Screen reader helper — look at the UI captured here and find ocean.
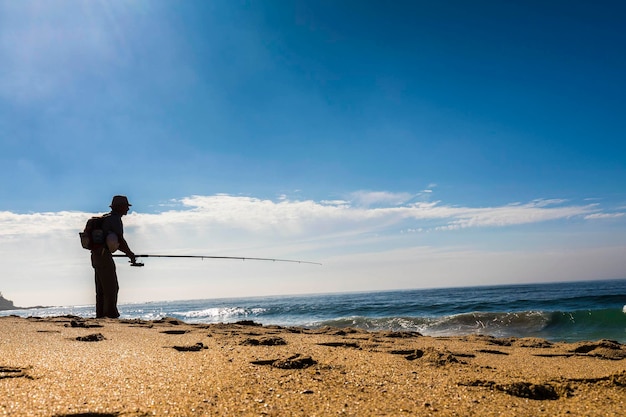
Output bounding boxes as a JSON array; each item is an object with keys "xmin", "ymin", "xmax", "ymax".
[{"xmin": 3, "ymin": 279, "xmax": 625, "ymax": 343}]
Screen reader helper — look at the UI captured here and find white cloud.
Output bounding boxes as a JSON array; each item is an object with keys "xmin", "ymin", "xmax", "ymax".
[
  {"xmin": 584, "ymin": 212, "xmax": 625, "ymax": 220},
  {"xmin": 432, "ymin": 200, "xmax": 594, "ymax": 230},
  {"xmin": 186, "ymin": 194, "xmax": 596, "ymax": 231},
  {"xmin": 0, "ymin": 211, "xmax": 87, "ymax": 236},
  {"xmin": 118, "ymin": 194, "xmax": 595, "ymax": 258},
  {"xmin": 0, "ymin": 194, "xmax": 604, "ymax": 240}
]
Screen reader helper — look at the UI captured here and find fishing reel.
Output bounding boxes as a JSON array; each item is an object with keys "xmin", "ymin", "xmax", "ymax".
[{"xmin": 130, "ymin": 260, "xmax": 144, "ymax": 267}]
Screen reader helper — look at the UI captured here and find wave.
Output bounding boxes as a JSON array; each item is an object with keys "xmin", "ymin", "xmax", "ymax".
[
  {"xmin": 173, "ymin": 306, "xmax": 267, "ymax": 321},
  {"xmin": 316, "ymin": 311, "xmax": 549, "ymax": 337},
  {"xmin": 315, "ymin": 307, "xmax": 626, "ymax": 342},
  {"xmin": 3, "ymin": 280, "xmax": 624, "ymax": 343},
  {"xmin": 541, "ymin": 307, "xmax": 626, "ymax": 342}
]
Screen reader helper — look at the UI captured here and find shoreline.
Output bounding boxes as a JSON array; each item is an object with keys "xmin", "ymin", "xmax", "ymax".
[{"xmin": 1, "ymin": 315, "xmax": 625, "ymax": 416}]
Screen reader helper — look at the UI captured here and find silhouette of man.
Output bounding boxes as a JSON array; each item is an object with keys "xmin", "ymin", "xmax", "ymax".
[{"xmin": 91, "ymin": 195, "xmax": 136, "ymax": 318}]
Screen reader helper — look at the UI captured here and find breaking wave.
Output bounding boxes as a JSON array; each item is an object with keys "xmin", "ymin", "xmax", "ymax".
[
  {"xmin": 173, "ymin": 307, "xmax": 268, "ymax": 321},
  {"xmin": 316, "ymin": 308, "xmax": 626, "ymax": 342}
]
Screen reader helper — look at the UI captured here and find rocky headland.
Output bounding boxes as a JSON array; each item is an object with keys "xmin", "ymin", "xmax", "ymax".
[{"xmin": 0, "ymin": 292, "xmax": 17, "ymax": 311}]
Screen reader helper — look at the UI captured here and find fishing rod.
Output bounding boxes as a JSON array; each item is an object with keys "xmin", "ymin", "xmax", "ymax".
[{"xmin": 112, "ymin": 254, "xmax": 322, "ymax": 267}]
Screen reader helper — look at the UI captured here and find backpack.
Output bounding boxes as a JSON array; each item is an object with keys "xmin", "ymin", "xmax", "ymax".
[{"xmin": 79, "ymin": 214, "xmax": 108, "ymax": 250}]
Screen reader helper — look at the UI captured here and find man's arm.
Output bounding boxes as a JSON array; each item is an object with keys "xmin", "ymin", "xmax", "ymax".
[
  {"xmin": 118, "ymin": 236, "xmax": 135, "ymax": 263},
  {"xmin": 104, "ymin": 214, "xmax": 135, "ymax": 263}
]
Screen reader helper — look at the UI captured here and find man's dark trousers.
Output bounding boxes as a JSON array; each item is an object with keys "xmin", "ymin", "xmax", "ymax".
[{"xmin": 91, "ymin": 248, "xmax": 120, "ymax": 319}]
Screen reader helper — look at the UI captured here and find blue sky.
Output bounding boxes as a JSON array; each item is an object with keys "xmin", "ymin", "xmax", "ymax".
[{"xmin": 1, "ymin": 1, "xmax": 625, "ymax": 307}]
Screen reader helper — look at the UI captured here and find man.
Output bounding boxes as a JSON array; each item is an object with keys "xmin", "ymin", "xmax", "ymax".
[{"xmin": 91, "ymin": 195, "xmax": 136, "ymax": 318}]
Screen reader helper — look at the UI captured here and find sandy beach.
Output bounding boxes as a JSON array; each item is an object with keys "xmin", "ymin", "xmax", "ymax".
[{"xmin": 1, "ymin": 315, "xmax": 625, "ymax": 416}]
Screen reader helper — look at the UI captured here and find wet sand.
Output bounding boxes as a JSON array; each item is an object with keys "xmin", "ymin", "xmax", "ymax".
[{"xmin": 1, "ymin": 315, "xmax": 625, "ymax": 416}]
